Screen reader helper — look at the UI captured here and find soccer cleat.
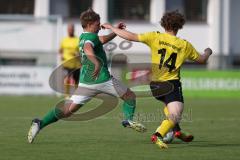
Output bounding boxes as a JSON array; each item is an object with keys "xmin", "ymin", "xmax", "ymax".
[
  {"xmin": 151, "ymin": 135, "xmax": 168, "ymax": 149},
  {"xmin": 174, "ymin": 131, "xmax": 194, "ymax": 142},
  {"xmin": 122, "ymin": 120, "xmax": 147, "ymax": 133},
  {"xmin": 27, "ymin": 118, "xmax": 41, "ymax": 143}
]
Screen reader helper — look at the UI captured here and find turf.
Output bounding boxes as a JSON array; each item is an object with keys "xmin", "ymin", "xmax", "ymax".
[{"xmin": 0, "ymin": 96, "xmax": 240, "ymax": 160}]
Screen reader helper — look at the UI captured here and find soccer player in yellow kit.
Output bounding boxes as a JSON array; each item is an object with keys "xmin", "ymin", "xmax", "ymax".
[
  {"xmin": 102, "ymin": 10, "xmax": 212, "ymax": 149},
  {"xmin": 59, "ymin": 23, "xmax": 81, "ymax": 97}
]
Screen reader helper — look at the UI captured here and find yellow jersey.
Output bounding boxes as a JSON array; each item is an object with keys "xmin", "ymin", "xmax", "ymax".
[
  {"xmin": 60, "ymin": 36, "xmax": 80, "ymax": 69},
  {"xmin": 138, "ymin": 31, "xmax": 200, "ymax": 81}
]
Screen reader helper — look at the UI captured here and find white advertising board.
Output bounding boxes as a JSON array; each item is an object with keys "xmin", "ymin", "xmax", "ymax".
[{"xmin": 0, "ymin": 66, "xmax": 54, "ymax": 95}]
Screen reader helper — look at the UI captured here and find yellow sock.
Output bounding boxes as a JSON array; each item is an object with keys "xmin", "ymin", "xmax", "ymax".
[
  {"xmin": 156, "ymin": 119, "xmax": 175, "ymax": 137},
  {"xmin": 163, "ymin": 106, "xmax": 169, "ymax": 117}
]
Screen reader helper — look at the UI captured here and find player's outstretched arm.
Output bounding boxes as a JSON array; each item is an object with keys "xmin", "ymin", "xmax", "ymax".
[
  {"xmin": 101, "ymin": 23, "xmax": 139, "ymax": 42},
  {"xmin": 99, "ymin": 32, "xmax": 116, "ymax": 44},
  {"xmin": 99, "ymin": 22, "xmax": 126, "ymax": 44},
  {"xmin": 195, "ymin": 48, "xmax": 213, "ymax": 64}
]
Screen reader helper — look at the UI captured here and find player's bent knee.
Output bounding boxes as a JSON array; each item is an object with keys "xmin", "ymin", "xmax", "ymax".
[
  {"xmin": 58, "ymin": 103, "xmax": 82, "ymax": 118},
  {"xmin": 168, "ymin": 114, "xmax": 181, "ymax": 124},
  {"xmin": 123, "ymin": 89, "xmax": 136, "ymax": 100}
]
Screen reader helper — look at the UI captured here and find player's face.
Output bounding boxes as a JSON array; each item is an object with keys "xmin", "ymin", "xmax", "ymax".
[
  {"xmin": 90, "ymin": 20, "xmax": 101, "ymax": 33},
  {"xmin": 68, "ymin": 24, "xmax": 74, "ymax": 36}
]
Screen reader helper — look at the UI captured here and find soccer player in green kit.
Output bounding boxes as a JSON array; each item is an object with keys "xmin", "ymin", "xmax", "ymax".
[{"xmin": 28, "ymin": 9, "xmax": 146, "ymax": 143}]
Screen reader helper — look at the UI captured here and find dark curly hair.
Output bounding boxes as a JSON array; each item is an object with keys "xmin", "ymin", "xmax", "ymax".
[
  {"xmin": 80, "ymin": 8, "xmax": 100, "ymax": 28},
  {"xmin": 160, "ymin": 10, "xmax": 185, "ymax": 32}
]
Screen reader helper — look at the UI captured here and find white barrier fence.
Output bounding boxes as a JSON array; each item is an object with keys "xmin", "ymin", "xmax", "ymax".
[{"xmin": 0, "ymin": 66, "xmax": 54, "ymax": 95}]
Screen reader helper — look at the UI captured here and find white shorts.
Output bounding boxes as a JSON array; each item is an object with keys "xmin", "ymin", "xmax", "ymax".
[{"xmin": 70, "ymin": 77, "xmax": 128, "ymax": 104}]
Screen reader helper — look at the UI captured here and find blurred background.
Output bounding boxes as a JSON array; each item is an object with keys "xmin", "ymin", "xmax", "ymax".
[{"xmin": 0, "ymin": 0, "xmax": 239, "ymax": 96}]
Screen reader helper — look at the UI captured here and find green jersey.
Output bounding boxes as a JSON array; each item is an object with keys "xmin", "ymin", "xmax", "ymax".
[{"xmin": 79, "ymin": 32, "xmax": 111, "ymax": 84}]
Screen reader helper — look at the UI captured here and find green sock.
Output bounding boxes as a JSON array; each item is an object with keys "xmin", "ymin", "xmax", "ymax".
[
  {"xmin": 122, "ymin": 99, "xmax": 136, "ymax": 120},
  {"xmin": 40, "ymin": 108, "xmax": 62, "ymax": 129}
]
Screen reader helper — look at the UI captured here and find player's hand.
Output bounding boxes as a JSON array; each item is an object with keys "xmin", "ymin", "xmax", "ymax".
[
  {"xmin": 92, "ymin": 63, "xmax": 101, "ymax": 80},
  {"xmin": 204, "ymin": 48, "xmax": 212, "ymax": 55},
  {"xmin": 116, "ymin": 22, "xmax": 126, "ymax": 30},
  {"xmin": 101, "ymin": 23, "xmax": 112, "ymax": 29}
]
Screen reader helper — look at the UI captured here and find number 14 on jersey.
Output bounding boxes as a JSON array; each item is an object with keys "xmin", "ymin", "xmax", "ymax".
[{"xmin": 158, "ymin": 48, "xmax": 177, "ymax": 72}]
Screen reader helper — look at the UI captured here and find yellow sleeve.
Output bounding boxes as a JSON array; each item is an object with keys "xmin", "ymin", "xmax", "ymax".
[
  {"xmin": 185, "ymin": 41, "xmax": 200, "ymax": 61},
  {"xmin": 138, "ymin": 32, "xmax": 158, "ymax": 46}
]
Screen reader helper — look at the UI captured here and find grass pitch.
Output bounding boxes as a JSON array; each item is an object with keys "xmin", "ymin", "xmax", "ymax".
[{"xmin": 0, "ymin": 96, "xmax": 240, "ymax": 160}]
